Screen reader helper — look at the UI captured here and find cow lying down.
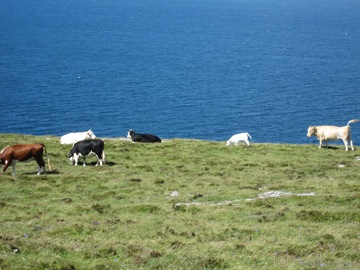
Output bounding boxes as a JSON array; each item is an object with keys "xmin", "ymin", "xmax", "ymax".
[
  {"xmin": 60, "ymin": 130, "xmax": 96, "ymax": 145},
  {"xmin": 0, "ymin": 143, "xmax": 52, "ymax": 175},
  {"xmin": 307, "ymin": 119, "xmax": 360, "ymax": 151},
  {"xmin": 67, "ymin": 139, "xmax": 105, "ymax": 166},
  {"xmin": 127, "ymin": 129, "xmax": 161, "ymax": 143}
]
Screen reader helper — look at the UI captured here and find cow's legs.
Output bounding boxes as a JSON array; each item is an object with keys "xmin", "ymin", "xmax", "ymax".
[
  {"xmin": 343, "ymin": 139, "xmax": 349, "ymax": 151},
  {"xmin": 11, "ymin": 160, "xmax": 16, "ymax": 175},
  {"xmin": 319, "ymin": 138, "xmax": 323, "ymax": 148},
  {"xmin": 36, "ymin": 158, "xmax": 46, "ymax": 175},
  {"xmin": 99, "ymin": 157, "xmax": 103, "ymax": 166},
  {"xmin": 37, "ymin": 165, "xmax": 46, "ymax": 175},
  {"xmin": 2, "ymin": 159, "xmax": 11, "ymax": 174},
  {"xmin": 244, "ymin": 140, "xmax": 250, "ymax": 146},
  {"xmin": 350, "ymin": 140, "xmax": 354, "ymax": 151},
  {"xmin": 95, "ymin": 155, "xmax": 103, "ymax": 166},
  {"xmin": 82, "ymin": 157, "xmax": 86, "ymax": 166},
  {"xmin": 73, "ymin": 154, "xmax": 79, "ymax": 166}
]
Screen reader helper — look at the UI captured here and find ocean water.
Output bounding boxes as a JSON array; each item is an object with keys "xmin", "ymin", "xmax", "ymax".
[{"xmin": 1, "ymin": 0, "xmax": 359, "ymax": 144}]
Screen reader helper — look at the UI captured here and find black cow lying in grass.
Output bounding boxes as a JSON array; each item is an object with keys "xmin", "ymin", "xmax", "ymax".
[{"xmin": 127, "ymin": 129, "xmax": 161, "ymax": 143}]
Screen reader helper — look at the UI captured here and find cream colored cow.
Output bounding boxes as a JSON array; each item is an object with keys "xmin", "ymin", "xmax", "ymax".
[
  {"xmin": 60, "ymin": 130, "xmax": 96, "ymax": 145},
  {"xmin": 307, "ymin": 119, "xmax": 359, "ymax": 151}
]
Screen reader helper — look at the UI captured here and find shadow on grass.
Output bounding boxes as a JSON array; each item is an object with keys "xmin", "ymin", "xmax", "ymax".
[
  {"xmin": 20, "ymin": 169, "xmax": 61, "ymax": 175},
  {"xmin": 86, "ymin": 161, "xmax": 116, "ymax": 166}
]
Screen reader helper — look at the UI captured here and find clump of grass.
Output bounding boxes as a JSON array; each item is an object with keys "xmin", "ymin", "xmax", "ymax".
[{"xmin": 0, "ymin": 134, "xmax": 359, "ymax": 269}]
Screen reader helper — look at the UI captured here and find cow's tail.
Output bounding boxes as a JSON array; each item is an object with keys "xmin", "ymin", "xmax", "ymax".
[
  {"xmin": 347, "ymin": 119, "xmax": 360, "ymax": 126},
  {"xmin": 102, "ymin": 150, "xmax": 106, "ymax": 165},
  {"xmin": 43, "ymin": 145, "xmax": 52, "ymax": 172},
  {"xmin": 247, "ymin": 133, "xmax": 252, "ymax": 140}
]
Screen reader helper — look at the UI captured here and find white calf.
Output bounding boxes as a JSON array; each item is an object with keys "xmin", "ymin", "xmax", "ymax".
[
  {"xmin": 60, "ymin": 130, "xmax": 96, "ymax": 145},
  {"xmin": 227, "ymin": 133, "xmax": 252, "ymax": 146}
]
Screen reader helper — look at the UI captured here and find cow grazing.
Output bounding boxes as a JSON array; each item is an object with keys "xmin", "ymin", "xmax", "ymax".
[
  {"xmin": 307, "ymin": 119, "xmax": 360, "ymax": 151},
  {"xmin": 0, "ymin": 144, "xmax": 52, "ymax": 175},
  {"xmin": 127, "ymin": 129, "xmax": 162, "ymax": 143},
  {"xmin": 227, "ymin": 133, "xmax": 252, "ymax": 146},
  {"xmin": 60, "ymin": 130, "xmax": 96, "ymax": 145},
  {"xmin": 67, "ymin": 139, "xmax": 105, "ymax": 166}
]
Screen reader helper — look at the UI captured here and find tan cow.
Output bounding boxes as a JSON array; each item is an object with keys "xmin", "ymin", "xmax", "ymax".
[{"xmin": 307, "ymin": 119, "xmax": 360, "ymax": 151}]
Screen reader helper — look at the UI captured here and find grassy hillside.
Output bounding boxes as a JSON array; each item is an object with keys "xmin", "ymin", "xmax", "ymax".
[{"xmin": 0, "ymin": 134, "xmax": 359, "ymax": 270}]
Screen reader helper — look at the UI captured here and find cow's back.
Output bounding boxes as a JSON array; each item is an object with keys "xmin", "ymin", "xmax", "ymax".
[
  {"xmin": 317, "ymin": 126, "xmax": 350, "ymax": 140},
  {"xmin": 61, "ymin": 131, "xmax": 95, "ymax": 145},
  {"xmin": 61, "ymin": 133, "xmax": 82, "ymax": 144},
  {"xmin": 231, "ymin": 133, "xmax": 248, "ymax": 141},
  {"xmin": 72, "ymin": 139, "xmax": 104, "ymax": 156},
  {"xmin": 143, "ymin": 134, "xmax": 161, "ymax": 143},
  {"xmin": 1, "ymin": 144, "xmax": 44, "ymax": 161},
  {"xmin": 133, "ymin": 134, "xmax": 161, "ymax": 143}
]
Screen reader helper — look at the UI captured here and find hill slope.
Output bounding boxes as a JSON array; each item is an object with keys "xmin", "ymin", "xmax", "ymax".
[{"xmin": 1, "ymin": 134, "xmax": 359, "ymax": 269}]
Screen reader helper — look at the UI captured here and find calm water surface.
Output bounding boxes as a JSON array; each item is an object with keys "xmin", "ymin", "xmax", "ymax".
[{"xmin": 1, "ymin": 0, "xmax": 359, "ymax": 144}]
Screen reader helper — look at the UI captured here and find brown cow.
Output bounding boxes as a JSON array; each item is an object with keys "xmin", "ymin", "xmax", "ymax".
[
  {"xmin": 0, "ymin": 144, "xmax": 52, "ymax": 175},
  {"xmin": 307, "ymin": 119, "xmax": 360, "ymax": 151}
]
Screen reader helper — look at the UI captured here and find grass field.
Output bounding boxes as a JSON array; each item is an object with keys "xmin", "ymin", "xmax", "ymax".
[{"xmin": 0, "ymin": 134, "xmax": 359, "ymax": 269}]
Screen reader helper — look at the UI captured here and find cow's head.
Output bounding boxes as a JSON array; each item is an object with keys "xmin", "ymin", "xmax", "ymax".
[
  {"xmin": 307, "ymin": 126, "xmax": 317, "ymax": 137},
  {"xmin": 127, "ymin": 129, "xmax": 135, "ymax": 138},
  {"xmin": 87, "ymin": 130, "xmax": 96, "ymax": 139}
]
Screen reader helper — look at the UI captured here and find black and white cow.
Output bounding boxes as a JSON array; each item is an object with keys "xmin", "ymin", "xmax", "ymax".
[
  {"xmin": 127, "ymin": 129, "xmax": 161, "ymax": 143},
  {"xmin": 67, "ymin": 139, "xmax": 105, "ymax": 166}
]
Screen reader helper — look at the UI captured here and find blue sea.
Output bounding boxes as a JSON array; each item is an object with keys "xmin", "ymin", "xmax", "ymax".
[{"xmin": 1, "ymin": 0, "xmax": 359, "ymax": 144}]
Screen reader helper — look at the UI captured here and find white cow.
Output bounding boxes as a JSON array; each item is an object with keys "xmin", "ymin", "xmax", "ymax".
[
  {"xmin": 60, "ymin": 130, "xmax": 96, "ymax": 145},
  {"xmin": 227, "ymin": 133, "xmax": 252, "ymax": 146},
  {"xmin": 307, "ymin": 119, "xmax": 359, "ymax": 151}
]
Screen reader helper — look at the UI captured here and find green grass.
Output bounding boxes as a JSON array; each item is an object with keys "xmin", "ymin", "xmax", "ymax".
[{"xmin": 0, "ymin": 134, "xmax": 359, "ymax": 269}]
